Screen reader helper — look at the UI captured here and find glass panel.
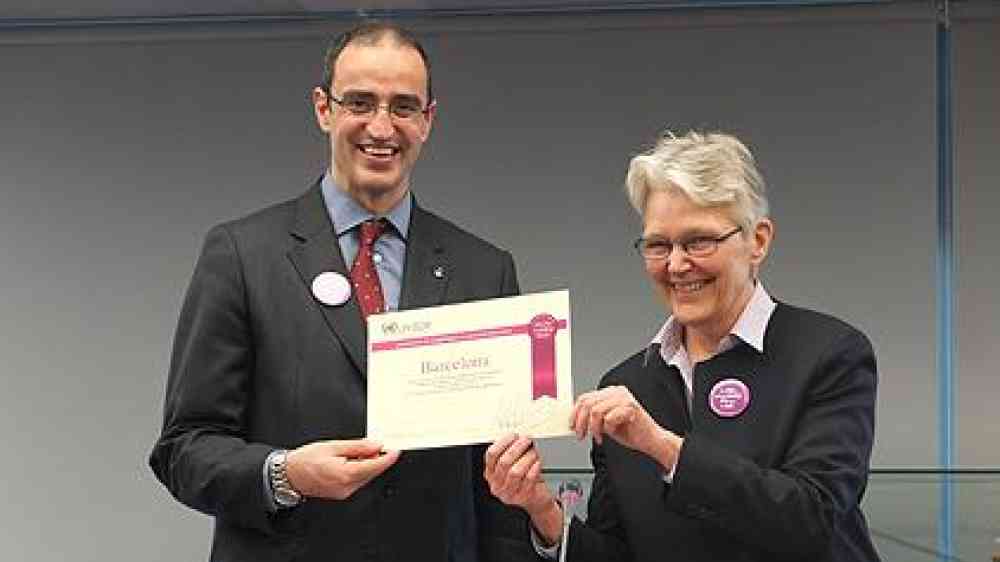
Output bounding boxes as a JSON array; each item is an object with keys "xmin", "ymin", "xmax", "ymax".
[
  {"xmin": 954, "ymin": 3, "xmax": 1000, "ymax": 468},
  {"xmin": 543, "ymin": 470, "xmax": 1000, "ymax": 561}
]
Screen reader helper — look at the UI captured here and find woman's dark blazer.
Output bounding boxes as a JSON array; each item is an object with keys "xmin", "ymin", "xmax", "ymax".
[{"xmin": 565, "ymin": 302, "xmax": 880, "ymax": 562}]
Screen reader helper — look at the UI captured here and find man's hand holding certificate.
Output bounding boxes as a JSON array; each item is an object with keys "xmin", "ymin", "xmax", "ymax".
[{"xmin": 366, "ymin": 290, "xmax": 572, "ymax": 450}]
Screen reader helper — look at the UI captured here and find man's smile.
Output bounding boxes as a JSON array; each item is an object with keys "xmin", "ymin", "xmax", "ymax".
[{"xmin": 358, "ymin": 143, "xmax": 400, "ymax": 160}]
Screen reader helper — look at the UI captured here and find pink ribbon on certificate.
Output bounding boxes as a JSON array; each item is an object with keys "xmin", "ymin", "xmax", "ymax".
[{"xmin": 528, "ymin": 314, "xmax": 559, "ymax": 399}]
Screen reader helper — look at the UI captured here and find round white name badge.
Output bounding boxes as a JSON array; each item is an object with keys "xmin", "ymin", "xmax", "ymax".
[{"xmin": 311, "ymin": 271, "xmax": 351, "ymax": 306}]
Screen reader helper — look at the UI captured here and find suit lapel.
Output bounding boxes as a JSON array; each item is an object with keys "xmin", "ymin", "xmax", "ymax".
[
  {"xmin": 399, "ymin": 203, "xmax": 450, "ymax": 311},
  {"xmin": 644, "ymin": 348, "xmax": 692, "ymax": 435},
  {"xmin": 286, "ymin": 183, "xmax": 368, "ymax": 377}
]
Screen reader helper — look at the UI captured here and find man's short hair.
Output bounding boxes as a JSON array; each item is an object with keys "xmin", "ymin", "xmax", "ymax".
[
  {"xmin": 322, "ymin": 21, "xmax": 433, "ymax": 103},
  {"xmin": 625, "ymin": 130, "xmax": 769, "ymax": 232}
]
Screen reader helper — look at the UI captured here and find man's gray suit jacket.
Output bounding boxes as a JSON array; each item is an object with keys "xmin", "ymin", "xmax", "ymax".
[{"xmin": 150, "ymin": 183, "xmax": 534, "ymax": 562}]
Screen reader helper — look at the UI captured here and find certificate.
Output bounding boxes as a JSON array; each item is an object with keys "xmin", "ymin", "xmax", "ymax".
[{"xmin": 366, "ymin": 290, "xmax": 573, "ymax": 450}]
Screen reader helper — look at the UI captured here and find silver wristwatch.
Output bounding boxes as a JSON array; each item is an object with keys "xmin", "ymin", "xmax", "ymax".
[{"xmin": 268, "ymin": 450, "xmax": 303, "ymax": 508}]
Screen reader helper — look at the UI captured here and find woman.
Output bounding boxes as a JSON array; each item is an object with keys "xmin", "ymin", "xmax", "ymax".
[{"xmin": 484, "ymin": 131, "xmax": 880, "ymax": 562}]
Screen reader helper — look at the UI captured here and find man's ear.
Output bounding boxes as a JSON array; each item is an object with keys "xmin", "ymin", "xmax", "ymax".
[
  {"xmin": 313, "ymin": 86, "xmax": 333, "ymax": 133},
  {"xmin": 419, "ymin": 100, "xmax": 437, "ymax": 142}
]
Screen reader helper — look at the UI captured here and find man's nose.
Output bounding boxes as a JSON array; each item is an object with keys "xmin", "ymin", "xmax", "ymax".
[{"xmin": 365, "ymin": 107, "xmax": 395, "ymax": 138}]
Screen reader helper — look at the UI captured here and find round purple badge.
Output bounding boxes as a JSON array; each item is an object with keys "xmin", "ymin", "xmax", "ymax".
[{"xmin": 708, "ymin": 378, "xmax": 751, "ymax": 418}]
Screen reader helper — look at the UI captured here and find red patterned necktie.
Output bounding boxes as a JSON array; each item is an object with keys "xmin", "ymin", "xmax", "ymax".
[{"xmin": 350, "ymin": 219, "xmax": 388, "ymax": 320}]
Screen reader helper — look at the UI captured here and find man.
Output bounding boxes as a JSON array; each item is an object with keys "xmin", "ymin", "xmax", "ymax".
[
  {"xmin": 150, "ymin": 22, "xmax": 532, "ymax": 562},
  {"xmin": 484, "ymin": 131, "xmax": 880, "ymax": 562}
]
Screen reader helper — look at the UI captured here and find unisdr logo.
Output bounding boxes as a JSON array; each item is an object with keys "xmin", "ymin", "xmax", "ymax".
[{"xmin": 381, "ymin": 320, "xmax": 431, "ymax": 337}]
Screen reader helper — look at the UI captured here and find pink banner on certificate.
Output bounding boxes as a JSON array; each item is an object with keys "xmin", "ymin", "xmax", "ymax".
[
  {"xmin": 528, "ymin": 314, "xmax": 559, "ymax": 399},
  {"xmin": 370, "ymin": 315, "xmax": 568, "ymax": 399}
]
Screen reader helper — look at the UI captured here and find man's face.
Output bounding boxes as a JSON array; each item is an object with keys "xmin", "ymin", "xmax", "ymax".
[
  {"xmin": 314, "ymin": 40, "xmax": 434, "ymax": 204},
  {"xmin": 641, "ymin": 190, "xmax": 771, "ymax": 339}
]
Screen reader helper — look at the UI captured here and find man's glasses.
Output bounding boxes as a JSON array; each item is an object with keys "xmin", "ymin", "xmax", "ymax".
[
  {"xmin": 325, "ymin": 89, "xmax": 430, "ymax": 120},
  {"xmin": 633, "ymin": 226, "xmax": 742, "ymax": 259}
]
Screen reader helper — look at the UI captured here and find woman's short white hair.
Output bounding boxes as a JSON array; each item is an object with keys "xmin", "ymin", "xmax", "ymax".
[{"xmin": 625, "ymin": 130, "xmax": 769, "ymax": 231}]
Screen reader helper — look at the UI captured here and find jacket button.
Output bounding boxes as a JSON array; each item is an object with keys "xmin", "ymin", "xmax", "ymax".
[{"xmin": 383, "ymin": 485, "xmax": 397, "ymax": 498}]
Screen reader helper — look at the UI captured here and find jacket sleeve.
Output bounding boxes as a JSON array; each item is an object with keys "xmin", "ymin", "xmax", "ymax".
[
  {"xmin": 666, "ymin": 328, "xmax": 877, "ymax": 558},
  {"xmin": 563, "ymin": 441, "xmax": 631, "ymax": 562},
  {"xmin": 148, "ymin": 225, "xmax": 289, "ymax": 536}
]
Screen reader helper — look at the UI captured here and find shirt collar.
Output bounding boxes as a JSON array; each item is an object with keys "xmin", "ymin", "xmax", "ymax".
[
  {"xmin": 730, "ymin": 281, "xmax": 776, "ymax": 354},
  {"xmin": 646, "ymin": 281, "xmax": 776, "ymax": 365},
  {"xmin": 320, "ymin": 173, "xmax": 412, "ymax": 240}
]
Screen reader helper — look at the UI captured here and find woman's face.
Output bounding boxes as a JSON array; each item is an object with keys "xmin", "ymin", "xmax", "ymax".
[{"xmin": 641, "ymin": 190, "xmax": 772, "ymax": 340}]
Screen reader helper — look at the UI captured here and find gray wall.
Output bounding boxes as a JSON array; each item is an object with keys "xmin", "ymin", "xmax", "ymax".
[{"xmin": 1, "ymin": 4, "xmax": 997, "ymax": 561}]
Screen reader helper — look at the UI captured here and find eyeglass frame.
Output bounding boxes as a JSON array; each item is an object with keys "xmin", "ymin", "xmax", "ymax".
[
  {"xmin": 633, "ymin": 226, "xmax": 743, "ymax": 259},
  {"xmin": 322, "ymin": 87, "xmax": 433, "ymax": 121}
]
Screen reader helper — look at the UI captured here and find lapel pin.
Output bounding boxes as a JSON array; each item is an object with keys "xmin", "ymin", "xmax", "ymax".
[
  {"xmin": 708, "ymin": 378, "xmax": 751, "ymax": 418},
  {"xmin": 432, "ymin": 265, "xmax": 445, "ymax": 279},
  {"xmin": 311, "ymin": 271, "xmax": 351, "ymax": 306}
]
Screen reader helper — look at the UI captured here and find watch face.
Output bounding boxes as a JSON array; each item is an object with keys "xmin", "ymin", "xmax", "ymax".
[{"xmin": 275, "ymin": 487, "xmax": 301, "ymax": 507}]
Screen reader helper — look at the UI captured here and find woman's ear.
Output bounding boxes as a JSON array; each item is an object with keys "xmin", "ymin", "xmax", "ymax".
[{"xmin": 750, "ymin": 218, "xmax": 774, "ymax": 265}]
